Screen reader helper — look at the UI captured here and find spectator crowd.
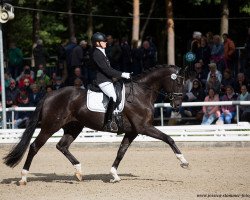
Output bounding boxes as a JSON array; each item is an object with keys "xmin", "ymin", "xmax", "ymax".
[{"xmin": 0, "ymin": 28, "xmax": 250, "ymax": 128}]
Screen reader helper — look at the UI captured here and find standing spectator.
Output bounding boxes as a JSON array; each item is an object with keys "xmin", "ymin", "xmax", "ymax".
[
  {"xmin": 120, "ymin": 36, "xmax": 132, "ymax": 72},
  {"xmin": 201, "ymin": 88, "xmax": 221, "ymax": 125},
  {"xmin": 217, "ymin": 85, "xmax": 238, "ymax": 124},
  {"xmin": 205, "ymin": 31, "xmax": 214, "ymax": 50},
  {"xmin": 131, "ymin": 40, "xmax": 142, "ymax": 75},
  {"xmin": 244, "ymin": 27, "xmax": 250, "ymax": 76},
  {"xmin": 237, "ymin": 85, "xmax": 250, "ymax": 121},
  {"xmin": 56, "ymin": 39, "xmax": 68, "ymax": 76},
  {"xmin": 222, "ymin": 33, "xmax": 236, "ymax": 72},
  {"xmin": 33, "ymin": 39, "xmax": 49, "ymax": 68},
  {"xmin": 141, "ymin": 40, "xmax": 156, "ymax": 70},
  {"xmin": 7, "ymin": 42, "xmax": 23, "ymax": 79},
  {"xmin": 71, "ymin": 40, "xmax": 86, "ymax": 69},
  {"xmin": 210, "ymin": 35, "xmax": 225, "ymax": 72},
  {"xmin": 105, "ymin": 35, "xmax": 122, "ymax": 70},
  {"xmin": 196, "ymin": 36, "xmax": 211, "ymax": 71},
  {"xmin": 189, "ymin": 31, "xmax": 202, "ymax": 57},
  {"xmin": 65, "ymin": 36, "xmax": 78, "ymax": 77}
]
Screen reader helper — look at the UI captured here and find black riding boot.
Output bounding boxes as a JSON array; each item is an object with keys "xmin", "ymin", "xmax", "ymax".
[{"xmin": 104, "ymin": 98, "xmax": 118, "ymax": 132}]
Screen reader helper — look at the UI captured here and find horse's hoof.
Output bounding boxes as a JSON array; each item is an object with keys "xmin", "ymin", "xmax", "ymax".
[
  {"xmin": 18, "ymin": 180, "xmax": 27, "ymax": 186},
  {"xmin": 110, "ymin": 177, "xmax": 121, "ymax": 183},
  {"xmin": 180, "ymin": 162, "xmax": 189, "ymax": 169},
  {"xmin": 75, "ymin": 172, "xmax": 83, "ymax": 181}
]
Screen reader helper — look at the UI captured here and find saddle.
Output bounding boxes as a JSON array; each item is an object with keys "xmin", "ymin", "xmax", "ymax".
[{"xmin": 87, "ymin": 81, "xmax": 125, "ymax": 113}]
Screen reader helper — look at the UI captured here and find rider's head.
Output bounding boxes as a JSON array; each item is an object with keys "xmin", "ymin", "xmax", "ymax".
[{"xmin": 91, "ymin": 32, "xmax": 107, "ymax": 49}]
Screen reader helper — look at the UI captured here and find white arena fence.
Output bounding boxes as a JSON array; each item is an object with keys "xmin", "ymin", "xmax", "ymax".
[{"xmin": 1, "ymin": 101, "xmax": 250, "ymax": 143}]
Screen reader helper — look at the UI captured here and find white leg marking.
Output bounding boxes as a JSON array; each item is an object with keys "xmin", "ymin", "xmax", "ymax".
[
  {"xmin": 19, "ymin": 169, "xmax": 29, "ymax": 185},
  {"xmin": 110, "ymin": 167, "xmax": 121, "ymax": 183},
  {"xmin": 74, "ymin": 163, "xmax": 83, "ymax": 181},
  {"xmin": 176, "ymin": 154, "xmax": 189, "ymax": 168}
]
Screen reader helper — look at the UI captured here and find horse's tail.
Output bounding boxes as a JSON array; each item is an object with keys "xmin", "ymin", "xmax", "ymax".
[{"xmin": 3, "ymin": 97, "xmax": 45, "ymax": 168}]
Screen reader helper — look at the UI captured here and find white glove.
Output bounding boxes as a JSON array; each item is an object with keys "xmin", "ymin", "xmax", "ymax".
[{"xmin": 121, "ymin": 72, "xmax": 130, "ymax": 79}]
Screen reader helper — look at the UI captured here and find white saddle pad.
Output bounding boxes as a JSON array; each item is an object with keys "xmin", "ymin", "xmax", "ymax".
[{"xmin": 87, "ymin": 84, "xmax": 125, "ymax": 113}]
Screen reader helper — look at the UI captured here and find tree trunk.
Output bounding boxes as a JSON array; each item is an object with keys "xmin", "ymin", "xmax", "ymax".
[
  {"xmin": 31, "ymin": 1, "xmax": 40, "ymax": 67},
  {"xmin": 220, "ymin": 0, "xmax": 229, "ymax": 35},
  {"xmin": 132, "ymin": 0, "xmax": 140, "ymax": 46},
  {"xmin": 166, "ymin": 0, "xmax": 175, "ymax": 65},
  {"xmin": 139, "ymin": 0, "xmax": 156, "ymax": 44},
  {"xmin": 67, "ymin": 0, "xmax": 75, "ymax": 38},
  {"xmin": 86, "ymin": 0, "xmax": 93, "ymax": 44}
]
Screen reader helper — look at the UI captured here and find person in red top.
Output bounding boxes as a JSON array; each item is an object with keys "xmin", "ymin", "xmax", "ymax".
[
  {"xmin": 18, "ymin": 69, "xmax": 34, "ymax": 88},
  {"xmin": 222, "ymin": 33, "xmax": 236, "ymax": 70}
]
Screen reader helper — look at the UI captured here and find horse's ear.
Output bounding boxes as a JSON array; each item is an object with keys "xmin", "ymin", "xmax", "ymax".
[{"xmin": 179, "ymin": 66, "xmax": 189, "ymax": 79}]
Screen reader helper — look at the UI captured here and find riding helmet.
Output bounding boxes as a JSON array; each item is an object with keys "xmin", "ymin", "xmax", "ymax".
[{"xmin": 91, "ymin": 32, "xmax": 106, "ymax": 44}]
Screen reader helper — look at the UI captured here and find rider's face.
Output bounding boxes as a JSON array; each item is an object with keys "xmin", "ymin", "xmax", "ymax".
[{"xmin": 99, "ymin": 41, "xmax": 107, "ymax": 49}]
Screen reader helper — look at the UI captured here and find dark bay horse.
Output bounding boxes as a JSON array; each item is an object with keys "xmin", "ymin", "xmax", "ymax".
[{"xmin": 3, "ymin": 65, "xmax": 189, "ymax": 185}]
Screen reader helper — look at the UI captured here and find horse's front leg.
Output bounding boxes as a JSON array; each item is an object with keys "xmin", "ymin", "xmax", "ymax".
[
  {"xmin": 141, "ymin": 126, "xmax": 189, "ymax": 168},
  {"xmin": 110, "ymin": 133, "xmax": 137, "ymax": 183}
]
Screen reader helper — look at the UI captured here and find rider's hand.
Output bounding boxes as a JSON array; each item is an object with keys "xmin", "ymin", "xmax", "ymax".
[{"xmin": 121, "ymin": 72, "xmax": 130, "ymax": 79}]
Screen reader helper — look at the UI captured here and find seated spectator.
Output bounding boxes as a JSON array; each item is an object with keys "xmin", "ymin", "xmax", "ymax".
[
  {"xmin": 5, "ymin": 79, "xmax": 20, "ymax": 122},
  {"xmin": 201, "ymin": 88, "xmax": 220, "ymax": 125},
  {"xmin": 234, "ymin": 72, "xmax": 250, "ymax": 94},
  {"xmin": 220, "ymin": 68, "xmax": 235, "ymax": 95},
  {"xmin": 29, "ymin": 83, "xmax": 44, "ymax": 106},
  {"xmin": 15, "ymin": 93, "xmax": 32, "ymax": 128},
  {"xmin": 68, "ymin": 67, "xmax": 85, "ymax": 87},
  {"xmin": 18, "ymin": 69, "xmax": 34, "ymax": 88},
  {"xmin": 207, "ymin": 62, "xmax": 222, "ymax": 82},
  {"xmin": 74, "ymin": 78, "xmax": 85, "ymax": 89},
  {"xmin": 46, "ymin": 85, "xmax": 53, "ymax": 94},
  {"xmin": 237, "ymin": 85, "xmax": 250, "ymax": 121},
  {"xmin": 184, "ymin": 70, "xmax": 197, "ymax": 93},
  {"xmin": 194, "ymin": 59, "xmax": 208, "ymax": 87},
  {"xmin": 183, "ymin": 79, "xmax": 206, "ymax": 117},
  {"xmin": 52, "ymin": 76, "xmax": 65, "ymax": 90},
  {"xmin": 21, "ymin": 78, "xmax": 33, "ymax": 95},
  {"xmin": 36, "ymin": 69, "xmax": 50, "ymax": 87},
  {"xmin": 217, "ymin": 85, "xmax": 238, "ymax": 124},
  {"xmin": 206, "ymin": 72, "xmax": 221, "ymax": 95},
  {"xmin": 16, "ymin": 65, "xmax": 35, "ymax": 82},
  {"xmin": 4, "ymin": 71, "xmax": 12, "ymax": 89}
]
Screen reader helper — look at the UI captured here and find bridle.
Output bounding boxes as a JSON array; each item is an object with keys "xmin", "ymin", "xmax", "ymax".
[{"xmin": 128, "ymin": 72, "xmax": 184, "ymax": 106}]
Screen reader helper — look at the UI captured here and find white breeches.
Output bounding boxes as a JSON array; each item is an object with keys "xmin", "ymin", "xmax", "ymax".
[{"xmin": 98, "ymin": 82, "xmax": 117, "ymax": 102}]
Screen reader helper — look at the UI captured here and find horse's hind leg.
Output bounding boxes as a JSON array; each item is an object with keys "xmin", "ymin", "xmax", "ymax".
[
  {"xmin": 56, "ymin": 121, "xmax": 84, "ymax": 181},
  {"xmin": 20, "ymin": 129, "xmax": 54, "ymax": 185},
  {"xmin": 141, "ymin": 126, "xmax": 189, "ymax": 168},
  {"xmin": 110, "ymin": 133, "xmax": 137, "ymax": 183}
]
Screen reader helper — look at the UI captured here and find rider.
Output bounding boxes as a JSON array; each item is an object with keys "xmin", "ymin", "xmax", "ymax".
[{"xmin": 91, "ymin": 32, "xmax": 130, "ymax": 132}]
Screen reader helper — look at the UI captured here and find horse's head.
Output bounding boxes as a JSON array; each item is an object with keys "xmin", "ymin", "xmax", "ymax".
[{"xmin": 162, "ymin": 65, "xmax": 185, "ymax": 111}]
